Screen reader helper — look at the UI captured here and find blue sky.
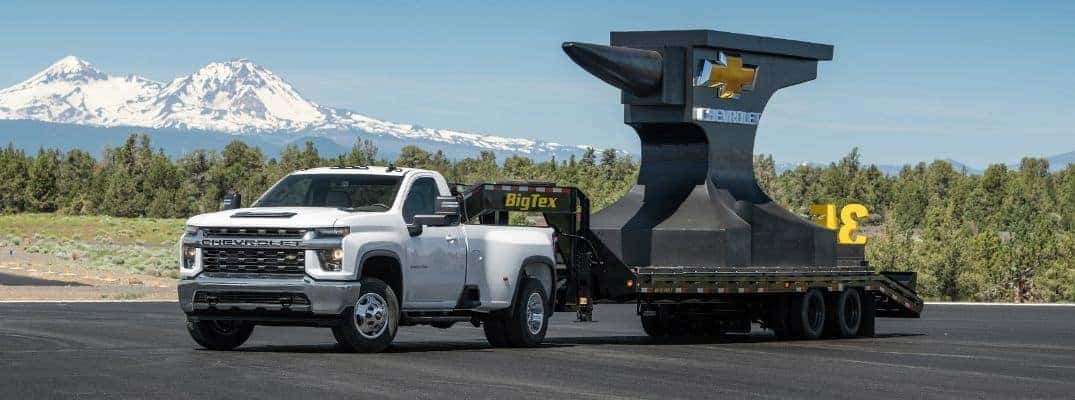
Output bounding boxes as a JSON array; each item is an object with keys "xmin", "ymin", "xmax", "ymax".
[{"xmin": 1, "ymin": 0, "xmax": 1073, "ymax": 166}]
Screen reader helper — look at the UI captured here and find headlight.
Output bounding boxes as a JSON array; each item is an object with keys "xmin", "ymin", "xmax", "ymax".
[
  {"xmin": 314, "ymin": 227, "xmax": 350, "ymax": 237},
  {"xmin": 184, "ymin": 225, "xmax": 201, "ymax": 235},
  {"xmin": 181, "ymin": 246, "xmax": 197, "ymax": 269},
  {"xmin": 320, "ymin": 248, "xmax": 344, "ymax": 272}
]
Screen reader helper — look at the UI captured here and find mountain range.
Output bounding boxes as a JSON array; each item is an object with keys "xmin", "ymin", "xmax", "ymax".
[
  {"xmin": 0, "ymin": 56, "xmax": 587, "ymax": 160},
  {"xmin": 0, "ymin": 56, "xmax": 1072, "ymax": 172}
]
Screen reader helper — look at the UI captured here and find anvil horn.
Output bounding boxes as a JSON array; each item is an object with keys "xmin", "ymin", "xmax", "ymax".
[{"xmin": 562, "ymin": 42, "xmax": 662, "ymax": 97}]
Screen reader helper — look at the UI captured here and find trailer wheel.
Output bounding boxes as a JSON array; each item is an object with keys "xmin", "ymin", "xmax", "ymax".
[
  {"xmin": 789, "ymin": 289, "xmax": 826, "ymax": 340},
  {"xmin": 332, "ymin": 278, "xmax": 399, "ymax": 353},
  {"xmin": 640, "ymin": 314, "xmax": 666, "ymax": 337},
  {"xmin": 859, "ymin": 289, "xmax": 876, "ymax": 337},
  {"xmin": 186, "ymin": 319, "xmax": 254, "ymax": 350},
  {"xmin": 831, "ymin": 289, "xmax": 862, "ymax": 338}
]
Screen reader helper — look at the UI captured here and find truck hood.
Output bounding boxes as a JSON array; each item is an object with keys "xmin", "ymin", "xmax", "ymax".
[{"xmin": 186, "ymin": 207, "xmax": 356, "ymax": 228}]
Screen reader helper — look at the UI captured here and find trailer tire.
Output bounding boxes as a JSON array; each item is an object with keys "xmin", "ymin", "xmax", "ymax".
[
  {"xmin": 832, "ymin": 289, "xmax": 862, "ymax": 338},
  {"xmin": 186, "ymin": 319, "xmax": 254, "ymax": 351},
  {"xmin": 790, "ymin": 289, "xmax": 826, "ymax": 340},
  {"xmin": 640, "ymin": 314, "xmax": 666, "ymax": 337},
  {"xmin": 666, "ymin": 318, "xmax": 690, "ymax": 337},
  {"xmin": 859, "ymin": 289, "xmax": 876, "ymax": 337},
  {"xmin": 332, "ymin": 278, "xmax": 399, "ymax": 353}
]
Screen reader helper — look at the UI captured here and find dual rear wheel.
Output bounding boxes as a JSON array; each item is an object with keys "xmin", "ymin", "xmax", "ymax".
[
  {"xmin": 483, "ymin": 277, "xmax": 550, "ymax": 348},
  {"xmin": 774, "ymin": 288, "xmax": 873, "ymax": 339}
]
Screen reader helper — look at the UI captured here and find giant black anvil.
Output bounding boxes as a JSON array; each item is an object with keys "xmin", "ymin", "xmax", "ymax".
[{"xmin": 564, "ymin": 30, "xmax": 835, "ymax": 270}]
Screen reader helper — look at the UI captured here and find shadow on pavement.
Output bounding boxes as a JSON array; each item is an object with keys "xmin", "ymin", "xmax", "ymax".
[
  {"xmin": 0, "ymin": 272, "xmax": 89, "ymax": 286},
  {"xmin": 234, "ymin": 332, "xmax": 924, "ymax": 354}
]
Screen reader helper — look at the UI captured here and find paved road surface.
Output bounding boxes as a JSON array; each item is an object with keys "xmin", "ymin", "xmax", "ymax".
[{"xmin": 0, "ymin": 302, "xmax": 1072, "ymax": 399}]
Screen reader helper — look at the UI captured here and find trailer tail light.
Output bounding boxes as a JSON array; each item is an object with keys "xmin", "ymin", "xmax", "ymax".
[
  {"xmin": 626, "ymin": 279, "xmax": 634, "ymax": 288},
  {"xmin": 578, "ymin": 297, "xmax": 589, "ymax": 305}
]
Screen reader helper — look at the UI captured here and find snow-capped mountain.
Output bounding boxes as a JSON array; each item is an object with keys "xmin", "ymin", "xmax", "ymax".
[{"xmin": 0, "ymin": 56, "xmax": 584, "ymax": 156}]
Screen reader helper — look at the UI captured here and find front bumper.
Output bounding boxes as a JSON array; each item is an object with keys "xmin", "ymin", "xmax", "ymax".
[{"xmin": 178, "ymin": 275, "xmax": 362, "ymax": 317}]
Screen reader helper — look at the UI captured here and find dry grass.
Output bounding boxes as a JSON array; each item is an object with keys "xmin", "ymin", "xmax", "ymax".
[
  {"xmin": 0, "ymin": 213, "xmax": 186, "ymax": 278},
  {"xmin": 0, "ymin": 213, "xmax": 185, "ymax": 246}
]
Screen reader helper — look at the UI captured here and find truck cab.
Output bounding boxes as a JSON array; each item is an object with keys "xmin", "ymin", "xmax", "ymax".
[{"xmin": 178, "ymin": 166, "xmax": 556, "ymax": 352}]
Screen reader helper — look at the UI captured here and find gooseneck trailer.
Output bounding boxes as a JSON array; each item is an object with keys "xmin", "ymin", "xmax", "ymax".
[{"xmin": 458, "ymin": 179, "xmax": 921, "ymax": 340}]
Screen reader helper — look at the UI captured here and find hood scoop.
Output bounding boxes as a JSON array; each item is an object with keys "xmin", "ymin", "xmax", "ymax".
[{"xmin": 230, "ymin": 211, "xmax": 297, "ymax": 218}]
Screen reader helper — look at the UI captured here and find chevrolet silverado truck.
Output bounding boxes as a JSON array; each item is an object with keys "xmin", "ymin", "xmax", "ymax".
[{"xmin": 178, "ymin": 166, "xmax": 557, "ymax": 353}]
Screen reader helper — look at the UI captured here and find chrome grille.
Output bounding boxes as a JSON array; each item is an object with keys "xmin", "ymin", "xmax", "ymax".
[
  {"xmin": 202, "ymin": 248, "xmax": 306, "ymax": 275},
  {"xmin": 202, "ymin": 227, "xmax": 307, "ymax": 239}
]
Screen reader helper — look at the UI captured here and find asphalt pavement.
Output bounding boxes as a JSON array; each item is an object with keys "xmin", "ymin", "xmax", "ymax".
[{"xmin": 0, "ymin": 302, "xmax": 1072, "ymax": 399}]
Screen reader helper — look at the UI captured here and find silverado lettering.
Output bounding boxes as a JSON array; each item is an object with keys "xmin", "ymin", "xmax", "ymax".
[{"xmin": 199, "ymin": 239, "xmax": 303, "ymax": 247}]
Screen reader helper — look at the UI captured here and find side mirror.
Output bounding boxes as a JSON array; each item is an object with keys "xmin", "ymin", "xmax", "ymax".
[
  {"xmin": 221, "ymin": 191, "xmax": 242, "ymax": 210},
  {"xmin": 434, "ymin": 195, "xmax": 461, "ymax": 218},
  {"xmin": 408, "ymin": 214, "xmax": 453, "ymax": 237}
]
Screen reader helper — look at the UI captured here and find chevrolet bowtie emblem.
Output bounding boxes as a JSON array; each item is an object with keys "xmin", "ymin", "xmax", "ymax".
[{"xmin": 694, "ymin": 52, "xmax": 757, "ymax": 99}]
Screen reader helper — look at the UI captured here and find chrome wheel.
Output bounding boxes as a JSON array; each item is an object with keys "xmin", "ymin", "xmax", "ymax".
[
  {"xmin": 525, "ymin": 292, "xmax": 545, "ymax": 335},
  {"xmin": 353, "ymin": 293, "xmax": 389, "ymax": 339}
]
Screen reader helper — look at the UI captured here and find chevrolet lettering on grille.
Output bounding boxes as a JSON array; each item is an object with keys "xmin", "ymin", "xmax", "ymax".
[{"xmin": 199, "ymin": 239, "xmax": 304, "ymax": 248}]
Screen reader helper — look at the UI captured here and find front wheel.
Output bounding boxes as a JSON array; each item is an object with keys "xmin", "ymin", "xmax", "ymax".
[
  {"xmin": 332, "ymin": 278, "xmax": 399, "ymax": 353},
  {"xmin": 186, "ymin": 319, "xmax": 254, "ymax": 350}
]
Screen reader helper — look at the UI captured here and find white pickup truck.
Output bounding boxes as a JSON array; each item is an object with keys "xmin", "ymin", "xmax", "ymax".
[{"xmin": 178, "ymin": 166, "xmax": 557, "ymax": 352}]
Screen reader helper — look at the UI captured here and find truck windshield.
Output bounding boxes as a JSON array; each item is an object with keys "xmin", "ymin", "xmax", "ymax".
[{"xmin": 253, "ymin": 174, "xmax": 402, "ymax": 211}]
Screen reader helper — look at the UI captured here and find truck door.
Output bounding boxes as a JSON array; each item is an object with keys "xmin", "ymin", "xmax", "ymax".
[{"xmin": 402, "ymin": 176, "xmax": 467, "ymax": 309}]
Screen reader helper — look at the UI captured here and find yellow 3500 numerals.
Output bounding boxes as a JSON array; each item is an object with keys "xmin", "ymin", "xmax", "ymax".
[{"xmin": 809, "ymin": 203, "xmax": 869, "ymax": 245}]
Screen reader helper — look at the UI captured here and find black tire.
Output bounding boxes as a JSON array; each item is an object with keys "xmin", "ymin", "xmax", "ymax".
[
  {"xmin": 665, "ymin": 318, "xmax": 690, "ymax": 337},
  {"xmin": 186, "ymin": 319, "xmax": 254, "ymax": 351},
  {"xmin": 859, "ymin": 289, "xmax": 876, "ymax": 337},
  {"xmin": 832, "ymin": 289, "xmax": 863, "ymax": 338},
  {"xmin": 789, "ymin": 289, "xmax": 827, "ymax": 340},
  {"xmin": 640, "ymin": 313, "xmax": 666, "ymax": 337},
  {"xmin": 482, "ymin": 317, "xmax": 511, "ymax": 347},
  {"xmin": 332, "ymin": 278, "xmax": 399, "ymax": 353}
]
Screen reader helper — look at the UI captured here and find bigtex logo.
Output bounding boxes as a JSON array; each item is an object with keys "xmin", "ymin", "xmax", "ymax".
[{"xmin": 504, "ymin": 193, "xmax": 559, "ymax": 211}]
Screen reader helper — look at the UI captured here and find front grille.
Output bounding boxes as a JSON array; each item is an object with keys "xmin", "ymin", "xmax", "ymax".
[
  {"xmin": 202, "ymin": 227, "xmax": 307, "ymax": 238},
  {"xmin": 202, "ymin": 248, "xmax": 306, "ymax": 275}
]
